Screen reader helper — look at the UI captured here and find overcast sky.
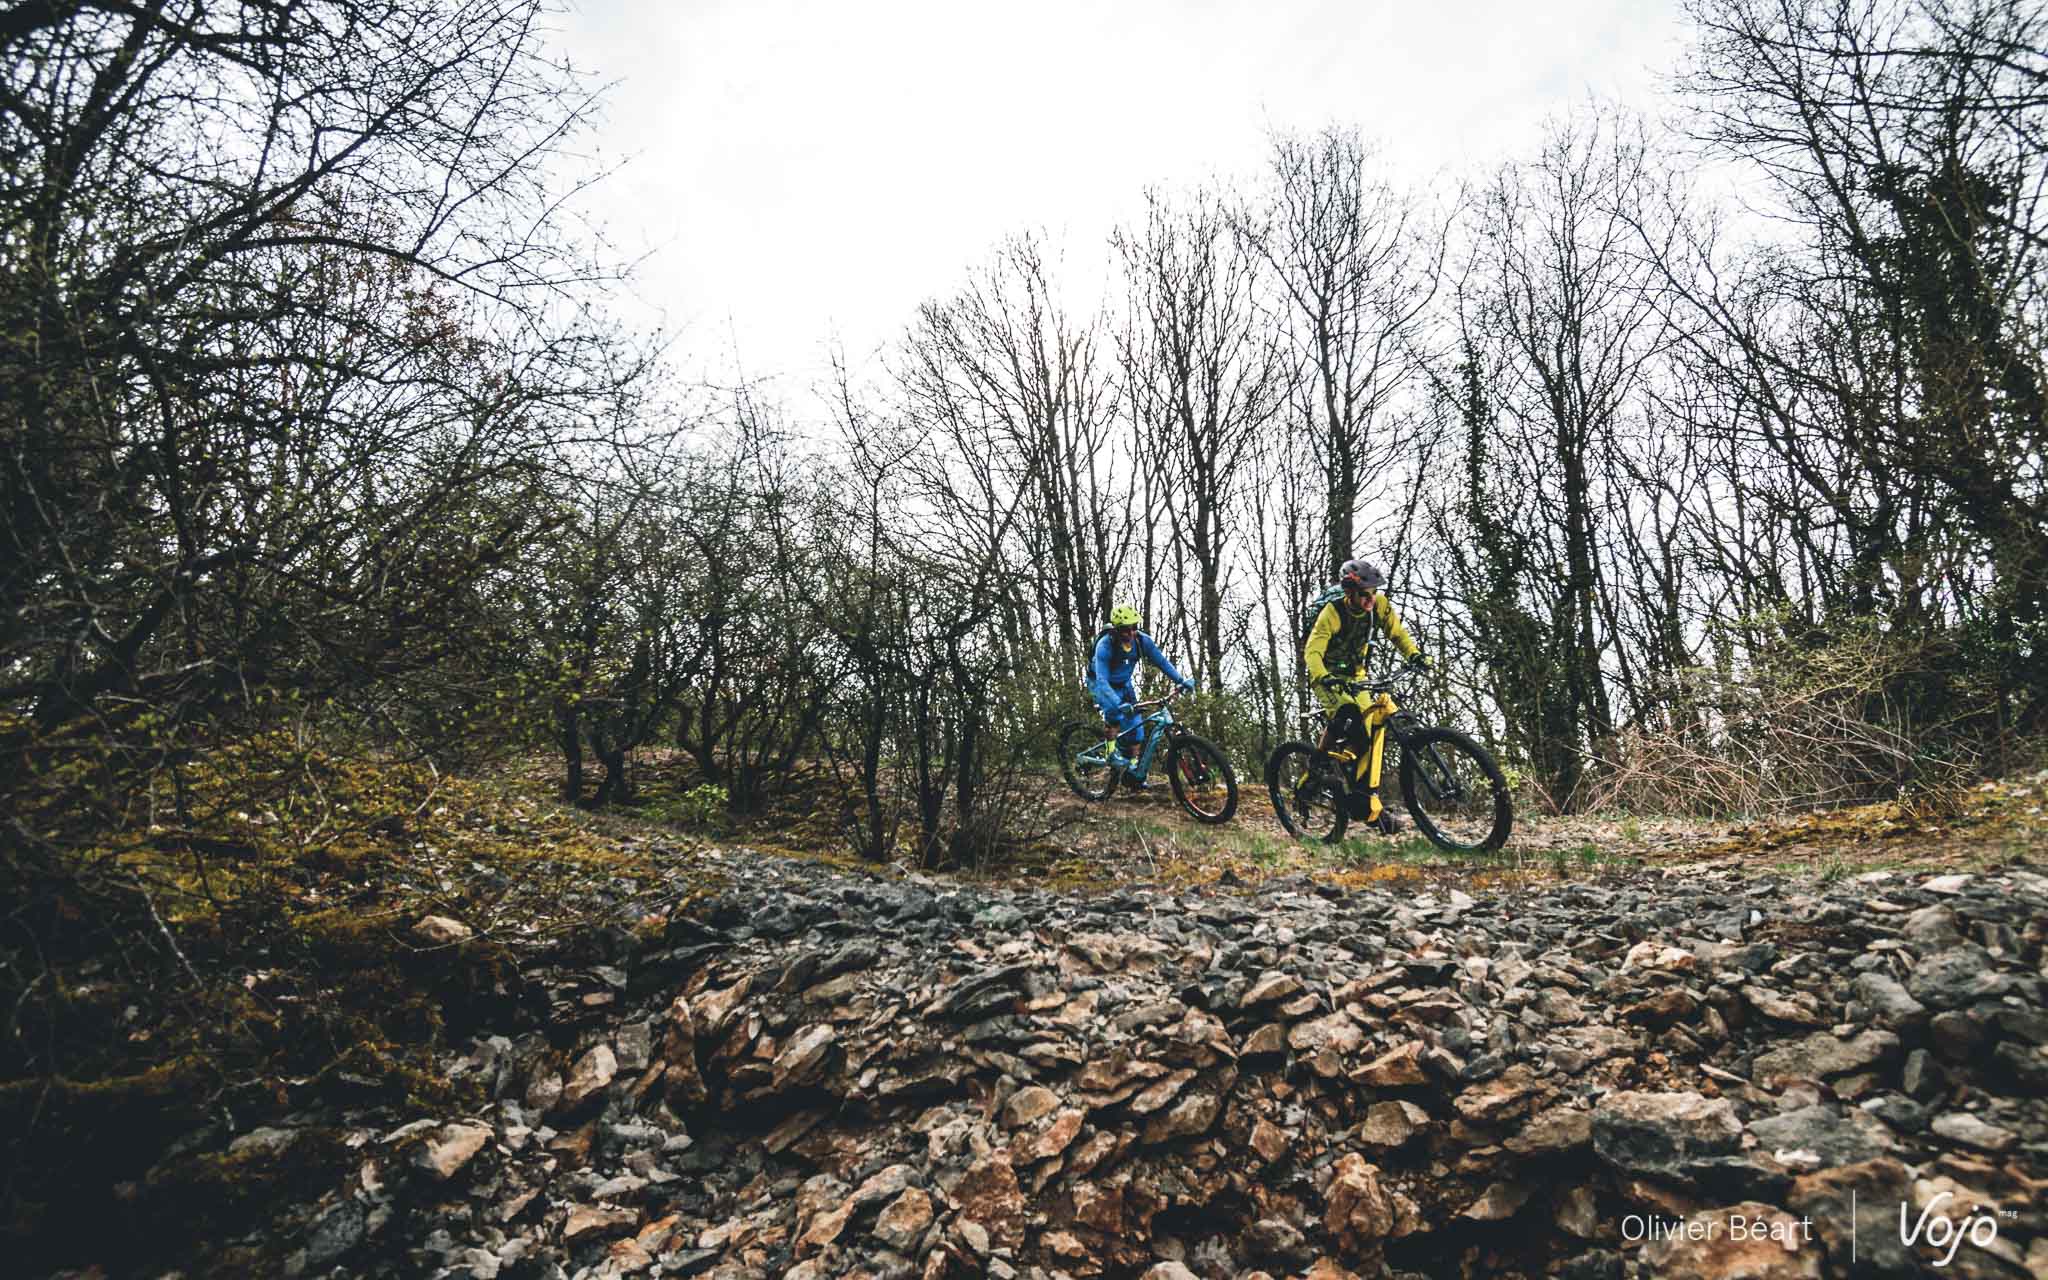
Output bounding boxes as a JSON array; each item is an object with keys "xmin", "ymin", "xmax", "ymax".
[{"xmin": 553, "ymin": 0, "xmax": 1691, "ymax": 382}]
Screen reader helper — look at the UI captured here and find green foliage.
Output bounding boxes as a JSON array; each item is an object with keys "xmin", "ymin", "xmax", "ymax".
[
  {"xmin": 1328, "ymin": 832, "xmax": 1439, "ymax": 867},
  {"xmin": 660, "ymin": 783, "xmax": 731, "ymax": 830},
  {"xmin": 0, "ymin": 731, "xmax": 703, "ymax": 1276},
  {"xmin": 1549, "ymin": 841, "xmax": 1621, "ymax": 878}
]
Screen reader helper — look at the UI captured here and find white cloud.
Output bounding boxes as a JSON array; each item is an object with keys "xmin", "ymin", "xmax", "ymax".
[{"xmin": 555, "ymin": 0, "xmax": 1688, "ymax": 379}]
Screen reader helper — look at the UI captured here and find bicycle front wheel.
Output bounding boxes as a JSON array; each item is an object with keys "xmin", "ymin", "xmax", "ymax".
[
  {"xmin": 1398, "ymin": 727, "xmax": 1512, "ymax": 853},
  {"xmin": 1266, "ymin": 741, "xmax": 1348, "ymax": 843},
  {"xmin": 1167, "ymin": 733, "xmax": 1238, "ymax": 824},
  {"xmin": 1058, "ymin": 722, "xmax": 1117, "ymax": 801}
]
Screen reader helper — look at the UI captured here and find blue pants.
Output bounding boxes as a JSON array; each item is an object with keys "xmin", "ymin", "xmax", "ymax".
[{"xmin": 1092, "ymin": 683, "xmax": 1142, "ymax": 754}]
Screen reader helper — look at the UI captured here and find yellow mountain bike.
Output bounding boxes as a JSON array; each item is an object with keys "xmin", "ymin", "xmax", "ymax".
[{"xmin": 1265, "ymin": 671, "xmax": 1512, "ymax": 852}]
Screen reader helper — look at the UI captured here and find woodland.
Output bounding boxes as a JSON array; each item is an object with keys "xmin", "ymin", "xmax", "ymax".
[
  {"xmin": 7, "ymin": 0, "xmax": 2045, "ymax": 861},
  {"xmin": 1, "ymin": 0, "xmax": 2046, "ymax": 1268}
]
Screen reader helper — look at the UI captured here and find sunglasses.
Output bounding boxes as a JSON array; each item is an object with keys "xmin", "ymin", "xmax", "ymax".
[{"xmin": 1114, "ymin": 625, "xmax": 1138, "ymax": 636}]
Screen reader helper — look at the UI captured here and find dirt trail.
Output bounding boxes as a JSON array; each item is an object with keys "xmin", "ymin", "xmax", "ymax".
[{"xmin": 1024, "ymin": 770, "xmax": 2048, "ymax": 892}]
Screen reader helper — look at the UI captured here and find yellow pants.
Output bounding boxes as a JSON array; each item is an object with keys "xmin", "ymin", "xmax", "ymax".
[
  {"xmin": 1316, "ymin": 685, "xmax": 1395, "ymax": 799},
  {"xmin": 1314, "ymin": 685, "xmax": 1394, "ymax": 736}
]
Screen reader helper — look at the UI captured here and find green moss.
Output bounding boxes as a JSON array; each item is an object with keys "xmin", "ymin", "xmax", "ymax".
[
  {"xmin": 0, "ymin": 1059, "xmax": 220, "ymax": 1265},
  {"xmin": 4, "ymin": 739, "xmax": 721, "ymax": 1272},
  {"xmin": 0, "ymin": 1058, "xmax": 212, "ymax": 1117},
  {"xmin": 143, "ymin": 1127, "xmax": 354, "ymax": 1250}
]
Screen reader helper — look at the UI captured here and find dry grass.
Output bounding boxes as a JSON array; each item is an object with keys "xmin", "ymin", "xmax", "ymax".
[{"xmin": 1582, "ymin": 633, "xmax": 1998, "ymax": 819}]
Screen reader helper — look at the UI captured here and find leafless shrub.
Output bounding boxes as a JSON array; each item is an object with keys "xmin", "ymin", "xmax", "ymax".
[{"xmin": 1585, "ymin": 626, "xmax": 1983, "ymax": 818}]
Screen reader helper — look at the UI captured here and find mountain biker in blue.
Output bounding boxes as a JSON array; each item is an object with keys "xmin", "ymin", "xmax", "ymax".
[{"xmin": 1091, "ymin": 605, "xmax": 1195, "ymax": 777}]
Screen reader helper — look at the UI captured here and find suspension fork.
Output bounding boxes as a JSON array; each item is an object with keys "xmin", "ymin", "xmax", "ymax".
[{"xmin": 1355, "ymin": 693, "xmax": 1398, "ymax": 820}]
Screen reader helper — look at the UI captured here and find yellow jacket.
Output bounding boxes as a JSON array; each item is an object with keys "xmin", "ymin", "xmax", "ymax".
[{"xmin": 1305, "ymin": 590, "xmax": 1418, "ymax": 684}]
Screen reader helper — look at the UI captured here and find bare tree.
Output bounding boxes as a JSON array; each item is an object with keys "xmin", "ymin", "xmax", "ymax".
[
  {"xmin": 892, "ymin": 235, "xmax": 1131, "ymax": 658},
  {"xmin": 1677, "ymin": 0, "xmax": 2048, "ymax": 727},
  {"xmin": 0, "ymin": 0, "xmax": 640, "ymax": 830},
  {"xmin": 1115, "ymin": 184, "xmax": 1289, "ymax": 685},
  {"xmin": 1455, "ymin": 107, "xmax": 1677, "ymax": 807},
  {"xmin": 1245, "ymin": 127, "xmax": 1448, "ymax": 578}
]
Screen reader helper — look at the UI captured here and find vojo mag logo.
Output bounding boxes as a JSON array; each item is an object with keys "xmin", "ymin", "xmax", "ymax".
[{"xmin": 1900, "ymin": 1191, "xmax": 2006, "ymax": 1268}]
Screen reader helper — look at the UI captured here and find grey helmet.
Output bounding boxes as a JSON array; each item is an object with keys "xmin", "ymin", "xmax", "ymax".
[{"xmin": 1339, "ymin": 559, "xmax": 1385, "ymax": 594}]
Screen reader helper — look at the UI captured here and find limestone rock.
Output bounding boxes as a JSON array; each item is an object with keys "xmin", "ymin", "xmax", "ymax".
[
  {"xmin": 1592, "ymin": 1091, "xmax": 1742, "ymax": 1182},
  {"xmin": 1929, "ymin": 1112, "xmax": 2015, "ymax": 1153},
  {"xmin": 416, "ymin": 1121, "xmax": 493, "ymax": 1180},
  {"xmin": 1505, "ymin": 1106, "xmax": 1592, "ymax": 1156},
  {"xmin": 563, "ymin": 1204, "xmax": 638, "ymax": 1242},
  {"xmin": 559, "ymin": 1043, "xmax": 617, "ymax": 1110},
  {"xmin": 873, "ymin": 1187, "xmax": 933, "ymax": 1251},
  {"xmin": 1752, "ymin": 1029, "xmax": 1899, "ymax": 1082},
  {"xmin": 1324, "ymin": 1154, "xmax": 1394, "ymax": 1245},
  {"xmin": 950, "ymin": 1155, "xmax": 1025, "ymax": 1250},
  {"xmin": 1355, "ymin": 1041, "xmax": 1427, "ymax": 1086},
  {"xmin": 1460, "ymin": 1181, "xmax": 1533, "ymax": 1221},
  {"xmin": 1748, "ymin": 1106, "xmax": 1891, "ymax": 1170},
  {"xmin": 413, "ymin": 915, "xmax": 474, "ymax": 945},
  {"xmin": 771, "ymin": 1023, "xmax": 836, "ymax": 1087},
  {"xmin": 1360, "ymin": 1100, "xmax": 1430, "ymax": 1149},
  {"xmin": 1000, "ymin": 1085, "xmax": 1059, "ymax": 1128}
]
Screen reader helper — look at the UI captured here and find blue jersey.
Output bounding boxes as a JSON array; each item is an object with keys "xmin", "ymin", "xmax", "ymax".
[{"xmin": 1090, "ymin": 630, "xmax": 1189, "ymax": 704}]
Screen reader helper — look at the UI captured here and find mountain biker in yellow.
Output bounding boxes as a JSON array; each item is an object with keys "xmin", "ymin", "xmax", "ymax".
[
  {"xmin": 1091, "ymin": 604, "xmax": 1195, "ymax": 778},
  {"xmin": 1305, "ymin": 560, "xmax": 1431, "ymax": 826}
]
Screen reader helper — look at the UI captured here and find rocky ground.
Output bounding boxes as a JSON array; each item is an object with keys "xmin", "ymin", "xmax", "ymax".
[{"xmin": 105, "ymin": 837, "xmax": 2048, "ymax": 1280}]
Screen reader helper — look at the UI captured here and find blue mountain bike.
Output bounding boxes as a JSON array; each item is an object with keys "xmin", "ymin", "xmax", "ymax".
[{"xmin": 1058, "ymin": 688, "xmax": 1238, "ymax": 823}]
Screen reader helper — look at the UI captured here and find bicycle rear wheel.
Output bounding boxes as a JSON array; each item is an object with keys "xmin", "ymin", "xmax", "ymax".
[
  {"xmin": 1167, "ymin": 733, "xmax": 1237, "ymax": 824},
  {"xmin": 1266, "ymin": 741, "xmax": 1349, "ymax": 843},
  {"xmin": 1398, "ymin": 727, "xmax": 1512, "ymax": 853},
  {"xmin": 1058, "ymin": 722, "xmax": 1117, "ymax": 801}
]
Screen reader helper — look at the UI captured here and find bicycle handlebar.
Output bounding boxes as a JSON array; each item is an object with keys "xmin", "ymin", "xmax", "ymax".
[
  {"xmin": 1128, "ymin": 685, "xmax": 1187, "ymax": 712},
  {"xmin": 1315, "ymin": 667, "xmax": 1422, "ymax": 697}
]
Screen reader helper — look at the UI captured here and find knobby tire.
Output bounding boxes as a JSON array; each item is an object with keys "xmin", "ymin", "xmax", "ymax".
[
  {"xmin": 1167, "ymin": 733, "xmax": 1238, "ymax": 824},
  {"xmin": 1058, "ymin": 721, "xmax": 1117, "ymax": 802},
  {"xmin": 1266, "ymin": 741, "xmax": 1348, "ymax": 844},
  {"xmin": 1398, "ymin": 726, "xmax": 1513, "ymax": 853}
]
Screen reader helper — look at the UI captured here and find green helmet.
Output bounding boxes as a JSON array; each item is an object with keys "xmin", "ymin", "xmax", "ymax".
[{"xmin": 1109, "ymin": 604, "xmax": 1141, "ymax": 628}]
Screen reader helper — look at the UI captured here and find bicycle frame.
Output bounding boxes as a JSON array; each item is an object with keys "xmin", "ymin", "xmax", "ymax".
[
  {"xmin": 1080, "ymin": 694, "xmax": 1179, "ymax": 780},
  {"xmin": 1271, "ymin": 666, "xmax": 1508, "ymax": 851},
  {"xmin": 1317, "ymin": 677, "xmax": 1420, "ymax": 823},
  {"xmin": 1125, "ymin": 700, "xmax": 1178, "ymax": 779}
]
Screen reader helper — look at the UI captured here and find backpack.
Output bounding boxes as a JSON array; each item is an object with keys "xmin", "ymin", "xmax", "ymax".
[
  {"xmin": 1299, "ymin": 586, "xmax": 1346, "ymax": 645},
  {"xmin": 1077, "ymin": 627, "xmax": 1116, "ymax": 692}
]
